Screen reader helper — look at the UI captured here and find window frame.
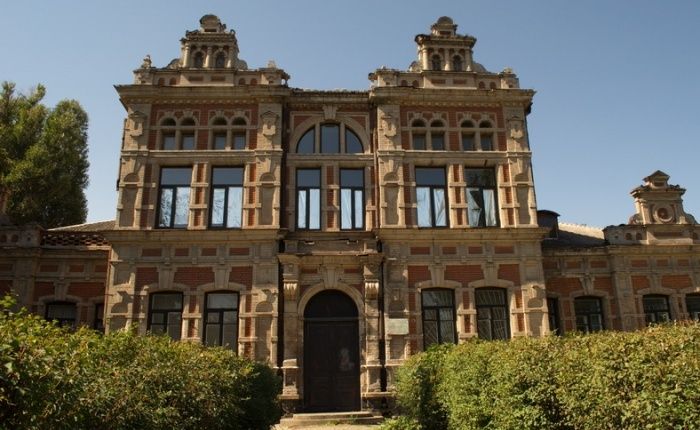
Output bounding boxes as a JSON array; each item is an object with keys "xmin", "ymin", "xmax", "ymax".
[
  {"xmin": 421, "ymin": 288, "xmax": 457, "ymax": 348},
  {"xmin": 45, "ymin": 301, "xmax": 77, "ymax": 329},
  {"xmin": 209, "ymin": 167, "xmax": 244, "ymax": 229},
  {"xmin": 415, "ymin": 167, "xmax": 449, "ymax": 228},
  {"xmin": 410, "ymin": 119, "xmax": 447, "ymax": 151},
  {"xmin": 93, "ymin": 302, "xmax": 105, "ymax": 332},
  {"xmin": 547, "ymin": 297, "xmax": 562, "ymax": 335},
  {"xmin": 475, "ymin": 288, "xmax": 510, "ymax": 340},
  {"xmin": 148, "ymin": 292, "xmax": 183, "ymax": 340},
  {"xmin": 203, "ymin": 291, "xmax": 239, "ymax": 350},
  {"xmin": 642, "ymin": 294, "xmax": 672, "ymax": 325},
  {"xmin": 574, "ymin": 296, "xmax": 605, "ymax": 333},
  {"xmin": 295, "ymin": 122, "xmax": 363, "ymax": 154},
  {"xmin": 464, "ymin": 168, "xmax": 499, "ymax": 228},
  {"xmin": 340, "ymin": 168, "xmax": 365, "ymax": 230},
  {"xmin": 296, "ymin": 168, "xmax": 322, "ymax": 230},
  {"xmin": 157, "ymin": 167, "xmax": 192, "ymax": 229},
  {"xmin": 686, "ymin": 293, "xmax": 700, "ymax": 321}
]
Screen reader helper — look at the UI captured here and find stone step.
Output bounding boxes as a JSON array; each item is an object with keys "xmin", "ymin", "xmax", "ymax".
[{"xmin": 277, "ymin": 411, "xmax": 384, "ymax": 428}]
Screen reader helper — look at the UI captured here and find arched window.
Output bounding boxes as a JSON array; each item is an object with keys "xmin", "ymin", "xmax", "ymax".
[
  {"xmin": 295, "ymin": 123, "xmax": 363, "ymax": 154},
  {"xmin": 574, "ymin": 296, "xmax": 604, "ymax": 332},
  {"xmin": 411, "ymin": 119, "xmax": 446, "ymax": 150},
  {"xmin": 411, "ymin": 119, "xmax": 426, "ymax": 150},
  {"xmin": 452, "ymin": 55, "xmax": 463, "ymax": 71},
  {"xmin": 193, "ymin": 51, "xmax": 204, "ymax": 68},
  {"xmin": 214, "ymin": 52, "xmax": 226, "ymax": 68},
  {"xmin": 231, "ymin": 117, "xmax": 247, "ymax": 150},
  {"xmin": 430, "ymin": 120, "xmax": 445, "ymax": 150},
  {"xmin": 180, "ymin": 118, "xmax": 196, "ymax": 150},
  {"xmin": 643, "ymin": 294, "xmax": 672, "ymax": 325},
  {"xmin": 422, "ymin": 289, "xmax": 456, "ymax": 348},
  {"xmin": 479, "ymin": 120, "xmax": 494, "ymax": 151},
  {"xmin": 46, "ymin": 301, "xmax": 77, "ymax": 328},
  {"xmin": 431, "ymin": 54, "xmax": 442, "ymax": 71},
  {"xmin": 160, "ymin": 118, "xmax": 177, "ymax": 150},
  {"xmin": 204, "ymin": 291, "xmax": 239, "ymax": 350},
  {"xmin": 211, "ymin": 117, "xmax": 228, "ymax": 150},
  {"xmin": 461, "ymin": 120, "xmax": 475, "ymax": 151},
  {"xmin": 148, "ymin": 292, "xmax": 183, "ymax": 340},
  {"xmin": 475, "ymin": 288, "xmax": 509, "ymax": 340}
]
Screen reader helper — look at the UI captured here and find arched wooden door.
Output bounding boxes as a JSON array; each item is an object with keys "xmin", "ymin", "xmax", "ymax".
[{"xmin": 303, "ymin": 290, "xmax": 361, "ymax": 412}]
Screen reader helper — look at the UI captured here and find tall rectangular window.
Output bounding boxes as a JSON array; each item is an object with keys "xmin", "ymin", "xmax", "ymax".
[
  {"xmin": 297, "ymin": 169, "xmax": 321, "ymax": 230},
  {"xmin": 416, "ymin": 168, "xmax": 447, "ymax": 228},
  {"xmin": 182, "ymin": 132, "xmax": 195, "ymax": 150},
  {"xmin": 320, "ymin": 124, "xmax": 340, "ymax": 153},
  {"xmin": 162, "ymin": 132, "xmax": 176, "ymax": 150},
  {"xmin": 149, "ymin": 292, "xmax": 183, "ymax": 340},
  {"xmin": 204, "ymin": 292, "xmax": 239, "ymax": 350},
  {"xmin": 574, "ymin": 297, "xmax": 604, "ymax": 332},
  {"xmin": 213, "ymin": 132, "xmax": 227, "ymax": 150},
  {"xmin": 465, "ymin": 168, "xmax": 498, "ymax": 227},
  {"xmin": 46, "ymin": 302, "xmax": 77, "ymax": 328},
  {"xmin": 422, "ymin": 289, "xmax": 455, "ymax": 348},
  {"xmin": 210, "ymin": 167, "xmax": 243, "ymax": 228},
  {"xmin": 643, "ymin": 294, "xmax": 672, "ymax": 325},
  {"xmin": 687, "ymin": 294, "xmax": 700, "ymax": 321},
  {"xmin": 94, "ymin": 303, "xmax": 105, "ymax": 332},
  {"xmin": 340, "ymin": 169, "xmax": 364, "ymax": 230},
  {"xmin": 476, "ymin": 288, "xmax": 509, "ymax": 340},
  {"xmin": 232, "ymin": 132, "xmax": 246, "ymax": 150},
  {"xmin": 547, "ymin": 297, "xmax": 561, "ymax": 335},
  {"xmin": 158, "ymin": 167, "xmax": 192, "ymax": 228}
]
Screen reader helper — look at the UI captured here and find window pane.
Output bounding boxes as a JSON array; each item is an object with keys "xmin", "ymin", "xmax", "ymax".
[
  {"xmin": 152, "ymin": 293, "xmax": 183, "ymax": 310},
  {"xmin": 413, "ymin": 133, "xmax": 426, "ymax": 150},
  {"xmin": 476, "ymin": 289, "xmax": 506, "ymax": 306},
  {"xmin": 207, "ymin": 313, "xmax": 220, "ymax": 323},
  {"xmin": 297, "ymin": 169, "xmax": 320, "ymax": 187},
  {"xmin": 492, "ymin": 320, "xmax": 508, "ymax": 340},
  {"xmin": 465, "ymin": 169, "xmax": 496, "ymax": 187},
  {"xmin": 440, "ymin": 320, "xmax": 455, "ymax": 343},
  {"xmin": 321, "ymin": 124, "xmax": 340, "ymax": 153},
  {"xmin": 297, "ymin": 190, "xmax": 307, "ymax": 229},
  {"xmin": 182, "ymin": 133, "xmax": 195, "ymax": 150},
  {"xmin": 340, "ymin": 169, "xmax": 363, "ymax": 187},
  {"xmin": 213, "ymin": 167, "xmax": 243, "ymax": 185},
  {"xmin": 159, "ymin": 188, "xmax": 173, "ymax": 227},
  {"xmin": 297, "ymin": 128, "xmax": 314, "ymax": 153},
  {"xmin": 309, "ymin": 189, "xmax": 320, "ymax": 229},
  {"xmin": 211, "ymin": 188, "xmax": 225, "ymax": 226},
  {"xmin": 431, "ymin": 132, "xmax": 445, "ymax": 150},
  {"xmin": 481, "ymin": 134, "xmax": 493, "ymax": 151},
  {"xmin": 424, "ymin": 321, "xmax": 439, "ymax": 346},
  {"xmin": 416, "ymin": 168, "xmax": 445, "ymax": 186},
  {"xmin": 354, "ymin": 190, "xmax": 363, "ymax": 228},
  {"xmin": 163, "ymin": 133, "xmax": 176, "ymax": 150},
  {"xmin": 167, "ymin": 312, "xmax": 182, "ymax": 340},
  {"xmin": 423, "ymin": 290, "xmax": 453, "ymax": 307},
  {"xmin": 687, "ymin": 294, "xmax": 700, "ymax": 321},
  {"xmin": 223, "ymin": 311, "xmax": 237, "ymax": 323},
  {"xmin": 226, "ymin": 187, "xmax": 243, "ymax": 228},
  {"xmin": 462, "ymin": 134, "xmax": 474, "ymax": 151},
  {"xmin": 47, "ymin": 303, "xmax": 76, "ymax": 320},
  {"xmin": 161, "ymin": 168, "xmax": 192, "ymax": 185},
  {"xmin": 341, "ymin": 189, "xmax": 352, "ymax": 229},
  {"xmin": 483, "ymin": 189, "xmax": 497, "ymax": 226},
  {"xmin": 207, "ymin": 293, "xmax": 238, "ymax": 309},
  {"xmin": 643, "ymin": 296, "xmax": 669, "ymax": 312},
  {"xmin": 433, "ymin": 188, "xmax": 446, "ymax": 227},
  {"xmin": 222, "ymin": 324, "xmax": 237, "ymax": 349},
  {"xmin": 205, "ymin": 325, "xmax": 220, "ymax": 346},
  {"xmin": 416, "ymin": 187, "xmax": 431, "ymax": 227},
  {"xmin": 173, "ymin": 187, "xmax": 190, "ymax": 227},
  {"xmin": 346, "ymin": 129, "xmax": 363, "ymax": 153},
  {"xmin": 467, "ymin": 188, "xmax": 484, "ymax": 227},
  {"xmin": 233, "ymin": 133, "xmax": 246, "ymax": 150},
  {"xmin": 214, "ymin": 133, "xmax": 226, "ymax": 150}
]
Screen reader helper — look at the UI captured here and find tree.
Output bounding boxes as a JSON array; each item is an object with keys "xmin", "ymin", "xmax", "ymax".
[{"xmin": 0, "ymin": 82, "xmax": 89, "ymax": 228}]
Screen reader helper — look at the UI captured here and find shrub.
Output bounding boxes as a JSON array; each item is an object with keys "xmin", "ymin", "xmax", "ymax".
[
  {"xmin": 391, "ymin": 324, "xmax": 700, "ymax": 430},
  {"xmin": 0, "ymin": 295, "xmax": 281, "ymax": 430}
]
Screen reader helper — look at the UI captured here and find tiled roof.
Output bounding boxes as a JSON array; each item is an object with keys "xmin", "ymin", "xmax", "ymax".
[
  {"xmin": 49, "ymin": 220, "xmax": 115, "ymax": 232},
  {"xmin": 42, "ymin": 220, "xmax": 114, "ymax": 248},
  {"xmin": 542, "ymin": 222, "xmax": 606, "ymax": 249}
]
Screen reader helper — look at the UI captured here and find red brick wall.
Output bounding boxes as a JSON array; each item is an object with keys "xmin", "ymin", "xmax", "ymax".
[{"xmin": 174, "ymin": 267, "xmax": 215, "ymax": 288}]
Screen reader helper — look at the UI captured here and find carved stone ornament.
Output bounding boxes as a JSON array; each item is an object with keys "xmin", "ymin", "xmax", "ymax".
[
  {"xmin": 381, "ymin": 115, "xmax": 398, "ymax": 138},
  {"xmin": 364, "ymin": 280, "xmax": 379, "ymax": 299},
  {"xmin": 140, "ymin": 55, "xmax": 152, "ymax": 69},
  {"xmin": 322, "ymin": 105, "xmax": 338, "ymax": 121},
  {"xmin": 283, "ymin": 281, "xmax": 298, "ymax": 300},
  {"xmin": 127, "ymin": 111, "xmax": 146, "ymax": 138},
  {"xmin": 261, "ymin": 111, "xmax": 278, "ymax": 140}
]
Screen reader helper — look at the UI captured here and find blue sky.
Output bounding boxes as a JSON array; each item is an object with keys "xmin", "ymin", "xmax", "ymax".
[{"xmin": 1, "ymin": 1, "xmax": 698, "ymax": 227}]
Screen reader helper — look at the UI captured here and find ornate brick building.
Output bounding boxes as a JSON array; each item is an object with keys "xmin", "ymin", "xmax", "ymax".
[{"xmin": 1, "ymin": 15, "xmax": 699, "ymax": 413}]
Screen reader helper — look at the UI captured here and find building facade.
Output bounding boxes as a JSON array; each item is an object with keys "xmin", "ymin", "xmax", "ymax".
[{"xmin": 1, "ymin": 15, "xmax": 699, "ymax": 413}]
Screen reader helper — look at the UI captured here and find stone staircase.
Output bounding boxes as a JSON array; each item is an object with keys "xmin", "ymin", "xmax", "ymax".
[{"xmin": 275, "ymin": 411, "xmax": 384, "ymax": 429}]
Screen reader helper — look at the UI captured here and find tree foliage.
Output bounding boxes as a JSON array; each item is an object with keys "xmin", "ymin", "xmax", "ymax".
[
  {"xmin": 385, "ymin": 325, "xmax": 700, "ymax": 430},
  {"xmin": 0, "ymin": 295, "xmax": 282, "ymax": 430},
  {"xmin": 0, "ymin": 82, "xmax": 89, "ymax": 228}
]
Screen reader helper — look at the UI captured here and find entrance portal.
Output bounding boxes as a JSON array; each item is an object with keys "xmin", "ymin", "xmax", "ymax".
[{"xmin": 303, "ymin": 290, "xmax": 361, "ymax": 412}]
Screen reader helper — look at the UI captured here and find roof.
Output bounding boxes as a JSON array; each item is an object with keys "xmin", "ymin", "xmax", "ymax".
[
  {"xmin": 542, "ymin": 222, "xmax": 607, "ymax": 249},
  {"xmin": 49, "ymin": 220, "xmax": 115, "ymax": 232}
]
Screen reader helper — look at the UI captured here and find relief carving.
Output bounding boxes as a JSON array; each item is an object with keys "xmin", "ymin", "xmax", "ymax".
[
  {"xmin": 322, "ymin": 105, "xmax": 338, "ymax": 120},
  {"xmin": 261, "ymin": 111, "xmax": 278, "ymax": 141}
]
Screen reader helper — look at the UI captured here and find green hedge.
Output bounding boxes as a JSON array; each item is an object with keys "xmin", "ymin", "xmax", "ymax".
[
  {"xmin": 386, "ymin": 324, "xmax": 700, "ymax": 430},
  {"xmin": 0, "ymin": 295, "xmax": 281, "ymax": 430}
]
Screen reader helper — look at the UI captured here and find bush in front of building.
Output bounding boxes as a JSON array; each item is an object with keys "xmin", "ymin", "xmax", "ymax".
[
  {"xmin": 0, "ymin": 295, "xmax": 281, "ymax": 430},
  {"xmin": 385, "ymin": 324, "xmax": 700, "ymax": 430}
]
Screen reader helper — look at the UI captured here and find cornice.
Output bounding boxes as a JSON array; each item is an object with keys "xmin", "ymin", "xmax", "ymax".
[
  {"xmin": 104, "ymin": 228, "xmax": 284, "ymax": 243},
  {"xmin": 375, "ymin": 227, "xmax": 548, "ymax": 242}
]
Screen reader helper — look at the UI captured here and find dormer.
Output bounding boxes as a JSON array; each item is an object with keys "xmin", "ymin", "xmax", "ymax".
[
  {"xmin": 629, "ymin": 170, "xmax": 696, "ymax": 225},
  {"xmin": 368, "ymin": 17, "xmax": 520, "ymax": 90}
]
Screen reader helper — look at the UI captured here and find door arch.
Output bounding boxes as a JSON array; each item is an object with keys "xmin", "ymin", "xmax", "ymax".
[{"xmin": 303, "ymin": 290, "xmax": 361, "ymax": 412}]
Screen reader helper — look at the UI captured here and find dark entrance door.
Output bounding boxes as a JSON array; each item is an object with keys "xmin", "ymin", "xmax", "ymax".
[{"xmin": 304, "ymin": 290, "xmax": 361, "ymax": 412}]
